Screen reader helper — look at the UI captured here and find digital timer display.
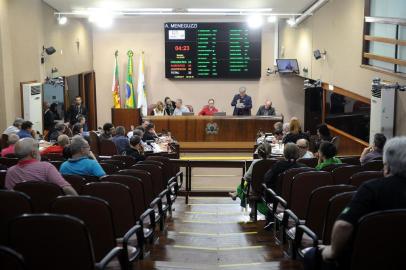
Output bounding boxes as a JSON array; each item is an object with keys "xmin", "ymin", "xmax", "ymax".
[{"xmin": 165, "ymin": 22, "xmax": 261, "ymax": 79}]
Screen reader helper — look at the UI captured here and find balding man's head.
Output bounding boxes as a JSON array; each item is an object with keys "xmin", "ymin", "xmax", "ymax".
[
  {"xmin": 57, "ymin": 135, "xmax": 70, "ymax": 147},
  {"xmin": 265, "ymin": 100, "xmax": 272, "ymax": 109},
  {"xmin": 8, "ymin": 134, "xmax": 20, "ymax": 145},
  {"xmin": 14, "ymin": 138, "xmax": 40, "ymax": 160},
  {"xmin": 239, "ymin": 87, "xmax": 247, "ymax": 97},
  {"xmin": 297, "ymin": 139, "xmax": 310, "ymax": 158}
]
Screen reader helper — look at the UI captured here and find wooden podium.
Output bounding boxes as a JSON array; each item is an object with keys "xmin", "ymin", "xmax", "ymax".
[{"xmin": 111, "ymin": 108, "xmax": 142, "ymax": 132}]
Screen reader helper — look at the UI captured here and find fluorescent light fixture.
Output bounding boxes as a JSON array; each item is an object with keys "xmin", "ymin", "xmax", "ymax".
[
  {"xmin": 58, "ymin": 15, "xmax": 67, "ymax": 25},
  {"xmin": 267, "ymin": 16, "xmax": 277, "ymax": 23},
  {"xmin": 247, "ymin": 14, "xmax": 264, "ymax": 29},
  {"xmin": 125, "ymin": 8, "xmax": 173, "ymax": 12},
  {"xmin": 88, "ymin": 9, "xmax": 114, "ymax": 28},
  {"xmin": 287, "ymin": 18, "xmax": 297, "ymax": 27},
  {"xmin": 187, "ymin": 8, "xmax": 273, "ymax": 12}
]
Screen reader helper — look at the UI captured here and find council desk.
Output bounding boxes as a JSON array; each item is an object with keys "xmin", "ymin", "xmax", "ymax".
[{"xmin": 143, "ymin": 116, "xmax": 282, "ymax": 142}]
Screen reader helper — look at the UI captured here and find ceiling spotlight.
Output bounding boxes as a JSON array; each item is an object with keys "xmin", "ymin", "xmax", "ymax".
[
  {"xmin": 247, "ymin": 14, "xmax": 264, "ymax": 29},
  {"xmin": 58, "ymin": 15, "xmax": 67, "ymax": 25},
  {"xmin": 287, "ymin": 18, "xmax": 297, "ymax": 27},
  {"xmin": 267, "ymin": 16, "xmax": 277, "ymax": 23}
]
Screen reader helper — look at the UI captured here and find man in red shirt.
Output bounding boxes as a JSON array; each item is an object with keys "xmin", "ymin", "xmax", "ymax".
[
  {"xmin": 40, "ymin": 134, "xmax": 69, "ymax": 156},
  {"xmin": 198, "ymin": 98, "xmax": 219, "ymax": 116}
]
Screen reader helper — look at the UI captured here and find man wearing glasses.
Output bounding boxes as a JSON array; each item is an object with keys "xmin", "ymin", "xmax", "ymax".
[{"xmin": 59, "ymin": 135, "xmax": 106, "ymax": 177}]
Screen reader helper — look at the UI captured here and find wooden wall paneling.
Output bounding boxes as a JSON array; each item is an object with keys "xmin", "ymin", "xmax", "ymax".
[
  {"xmin": 84, "ymin": 72, "xmax": 97, "ymax": 130},
  {"xmin": 111, "ymin": 108, "xmax": 141, "ymax": 132},
  {"xmin": 328, "ymin": 124, "xmax": 368, "ymax": 156}
]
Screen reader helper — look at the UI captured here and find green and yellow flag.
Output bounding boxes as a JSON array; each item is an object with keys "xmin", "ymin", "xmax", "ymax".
[
  {"xmin": 112, "ymin": 50, "xmax": 121, "ymax": 108},
  {"xmin": 125, "ymin": 50, "xmax": 135, "ymax": 108}
]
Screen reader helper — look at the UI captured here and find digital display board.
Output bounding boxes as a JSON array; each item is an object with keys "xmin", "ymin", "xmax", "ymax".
[{"xmin": 165, "ymin": 22, "xmax": 262, "ymax": 79}]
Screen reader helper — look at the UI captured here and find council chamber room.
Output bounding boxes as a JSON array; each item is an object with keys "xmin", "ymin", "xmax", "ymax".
[{"xmin": 1, "ymin": 0, "xmax": 406, "ymax": 269}]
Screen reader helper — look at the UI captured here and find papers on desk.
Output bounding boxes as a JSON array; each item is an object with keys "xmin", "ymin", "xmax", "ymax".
[{"xmin": 271, "ymin": 143, "xmax": 284, "ymax": 155}]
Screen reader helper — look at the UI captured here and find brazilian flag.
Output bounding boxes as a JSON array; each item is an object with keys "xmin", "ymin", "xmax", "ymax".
[{"xmin": 125, "ymin": 50, "xmax": 135, "ymax": 108}]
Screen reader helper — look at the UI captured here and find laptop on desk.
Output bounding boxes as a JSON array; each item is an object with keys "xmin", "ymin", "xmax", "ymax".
[
  {"xmin": 213, "ymin": 112, "xmax": 226, "ymax": 116},
  {"xmin": 182, "ymin": 112, "xmax": 194, "ymax": 116}
]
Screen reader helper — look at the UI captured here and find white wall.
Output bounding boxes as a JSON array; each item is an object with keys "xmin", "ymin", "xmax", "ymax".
[
  {"xmin": 93, "ymin": 17, "xmax": 305, "ymax": 126},
  {"xmin": 279, "ymin": 0, "xmax": 406, "ymax": 135}
]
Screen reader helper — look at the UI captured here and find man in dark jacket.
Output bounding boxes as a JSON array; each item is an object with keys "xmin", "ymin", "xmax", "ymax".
[
  {"xmin": 256, "ymin": 100, "xmax": 276, "ymax": 116},
  {"xmin": 66, "ymin": 96, "xmax": 87, "ymax": 125},
  {"xmin": 231, "ymin": 87, "xmax": 252, "ymax": 116}
]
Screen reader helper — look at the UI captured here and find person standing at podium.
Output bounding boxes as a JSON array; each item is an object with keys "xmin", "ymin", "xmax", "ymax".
[{"xmin": 231, "ymin": 87, "xmax": 252, "ymax": 116}]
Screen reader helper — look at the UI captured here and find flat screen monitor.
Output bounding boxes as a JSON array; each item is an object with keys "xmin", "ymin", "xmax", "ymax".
[
  {"xmin": 182, "ymin": 112, "xmax": 194, "ymax": 116},
  {"xmin": 276, "ymin": 59, "xmax": 299, "ymax": 74},
  {"xmin": 213, "ymin": 112, "xmax": 226, "ymax": 116}
]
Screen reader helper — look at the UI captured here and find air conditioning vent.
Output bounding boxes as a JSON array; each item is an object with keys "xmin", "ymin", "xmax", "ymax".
[{"xmin": 371, "ymin": 88, "xmax": 381, "ymax": 98}]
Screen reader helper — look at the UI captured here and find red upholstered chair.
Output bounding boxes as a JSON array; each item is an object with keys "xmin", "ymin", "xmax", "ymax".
[
  {"xmin": 99, "ymin": 140, "xmax": 118, "ymax": 156},
  {"xmin": 8, "ymin": 214, "xmax": 124, "ymax": 270},
  {"xmin": 362, "ymin": 160, "xmax": 383, "ymax": 171},
  {"xmin": 147, "ymin": 104, "xmax": 157, "ymax": 116},
  {"xmin": 14, "ymin": 182, "xmax": 63, "ymax": 213},
  {"xmin": 89, "ymin": 131, "xmax": 100, "ymax": 156},
  {"xmin": 331, "ymin": 165, "xmax": 364, "ymax": 185},
  {"xmin": 0, "ymin": 245, "xmax": 25, "ymax": 270},
  {"xmin": 185, "ymin": 105, "xmax": 194, "ymax": 112},
  {"xmin": 349, "ymin": 171, "xmax": 383, "ymax": 187}
]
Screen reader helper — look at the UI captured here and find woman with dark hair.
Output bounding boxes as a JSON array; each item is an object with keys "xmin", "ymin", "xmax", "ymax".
[
  {"xmin": 315, "ymin": 142, "xmax": 342, "ymax": 170},
  {"xmin": 72, "ymin": 123, "xmax": 83, "ymax": 137},
  {"xmin": 314, "ymin": 123, "xmax": 333, "ymax": 151},
  {"xmin": 164, "ymin": 97, "xmax": 176, "ymax": 116},
  {"xmin": 264, "ymin": 143, "xmax": 307, "ymax": 191}
]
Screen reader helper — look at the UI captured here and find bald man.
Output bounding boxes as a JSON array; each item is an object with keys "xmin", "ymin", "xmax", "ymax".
[
  {"xmin": 256, "ymin": 100, "xmax": 276, "ymax": 116},
  {"xmin": 231, "ymin": 87, "xmax": 252, "ymax": 116},
  {"xmin": 297, "ymin": 139, "xmax": 314, "ymax": 159}
]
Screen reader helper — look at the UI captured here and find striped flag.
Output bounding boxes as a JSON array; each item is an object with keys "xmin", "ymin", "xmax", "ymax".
[
  {"xmin": 125, "ymin": 50, "xmax": 136, "ymax": 108},
  {"xmin": 112, "ymin": 50, "xmax": 121, "ymax": 108},
  {"xmin": 137, "ymin": 51, "xmax": 147, "ymax": 116}
]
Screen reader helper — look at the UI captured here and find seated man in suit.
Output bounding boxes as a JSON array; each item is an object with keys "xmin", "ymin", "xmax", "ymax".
[
  {"xmin": 256, "ymin": 100, "xmax": 276, "ymax": 116},
  {"xmin": 198, "ymin": 98, "xmax": 219, "ymax": 116},
  {"xmin": 231, "ymin": 87, "xmax": 252, "ymax": 116},
  {"xmin": 173, "ymin": 99, "xmax": 190, "ymax": 116}
]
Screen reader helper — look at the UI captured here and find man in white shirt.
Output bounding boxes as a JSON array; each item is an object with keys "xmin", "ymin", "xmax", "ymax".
[
  {"xmin": 173, "ymin": 99, "xmax": 190, "ymax": 116},
  {"xmin": 3, "ymin": 118, "xmax": 24, "ymax": 135},
  {"xmin": 297, "ymin": 139, "xmax": 314, "ymax": 159}
]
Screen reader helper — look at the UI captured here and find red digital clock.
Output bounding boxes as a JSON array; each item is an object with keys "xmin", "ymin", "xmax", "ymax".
[{"xmin": 174, "ymin": 45, "xmax": 191, "ymax": 51}]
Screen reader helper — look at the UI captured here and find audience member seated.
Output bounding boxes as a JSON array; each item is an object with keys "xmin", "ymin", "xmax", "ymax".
[
  {"xmin": 71, "ymin": 123, "xmax": 83, "ymax": 137},
  {"xmin": 40, "ymin": 135, "xmax": 70, "ymax": 156},
  {"xmin": 229, "ymin": 142, "xmax": 272, "ymax": 215},
  {"xmin": 274, "ymin": 121, "xmax": 283, "ymax": 131},
  {"xmin": 77, "ymin": 115, "xmax": 88, "ymax": 132},
  {"xmin": 124, "ymin": 135, "xmax": 146, "ymax": 162},
  {"xmin": 231, "ymin": 87, "xmax": 252, "ymax": 116},
  {"xmin": 48, "ymin": 123, "xmax": 66, "ymax": 142},
  {"xmin": 304, "ymin": 136, "xmax": 406, "ymax": 270},
  {"xmin": 60, "ymin": 136, "xmax": 106, "ymax": 177},
  {"xmin": 143, "ymin": 123, "xmax": 158, "ymax": 141},
  {"xmin": 273, "ymin": 122, "xmax": 284, "ymax": 141},
  {"xmin": 173, "ymin": 99, "xmax": 190, "ymax": 116},
  {"xmin": 17, "ymin": 121, "xmax": 34, "ymax": 139},
  {"xmin": 100, "ymin": 123, "xmax": 115, "ymax": 141},
  {"xmin": 256, "ymin": 100, "xmax": 276, "ymax": 116},
  {"xmin": 112, "ymin": 126, "xmax": 129, "ymax": 155},
  {"xmin": 152, "ymin": 101, "xmax": 166, "ymax": 116},
  {"xmin": 297, "ymin": 139, "xmax": 314, "ymax": 159},
  {"xmin": 141, "ymin": 120, "xmax": 150, "ymax": 130},
  {"xmin": 198, "ymin": 98, "xmax": 219, "ymax": 116},
  {"xmin": 5, "ymin": 138, "xmax": 77, "ymax": 195},
  {"xmin": 360, "ymin": 133, "xmax": 386, "ymax": 165},
  {"xmin": 282, "ymin": 122, "xmax": 290, "ymax": 136},
  {"xmin": 282, "ymin": 117, "xmax": 309, "ymax": 144},
  {"xmin": 164, "ymin": 97, "xmax": 176, "ymax": 116},
  {"xmin": 2, "ymin": 118, "xmax": 24, "ymax": 135},
  {"xmin": 44, "ymin": 102, "xmax": 59, "ymax": 132},
  {"xmin": 264, "ymin": 143, "xmax": 306, "ymax": 190},
  {"xmin": 315, "ymin": 142, "xmax": 342, "ymax": 170},
  {"xmin": 1, "ymin": 133, "xmax": 19, "ymax": 157},
  {"xmin": 315, "ymin": 123, "xmax": 333, "ymax": 151}
]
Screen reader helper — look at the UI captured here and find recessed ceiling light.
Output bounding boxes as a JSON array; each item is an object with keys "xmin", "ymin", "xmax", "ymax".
[{"xmin": 267, "ymin": 16, "xmax": 277, "ymax": 23}]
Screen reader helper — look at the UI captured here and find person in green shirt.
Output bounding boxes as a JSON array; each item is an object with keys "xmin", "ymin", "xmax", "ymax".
[{"xmin": 316, "ymin": 141, "xmax": 342, "ymax": 170}]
